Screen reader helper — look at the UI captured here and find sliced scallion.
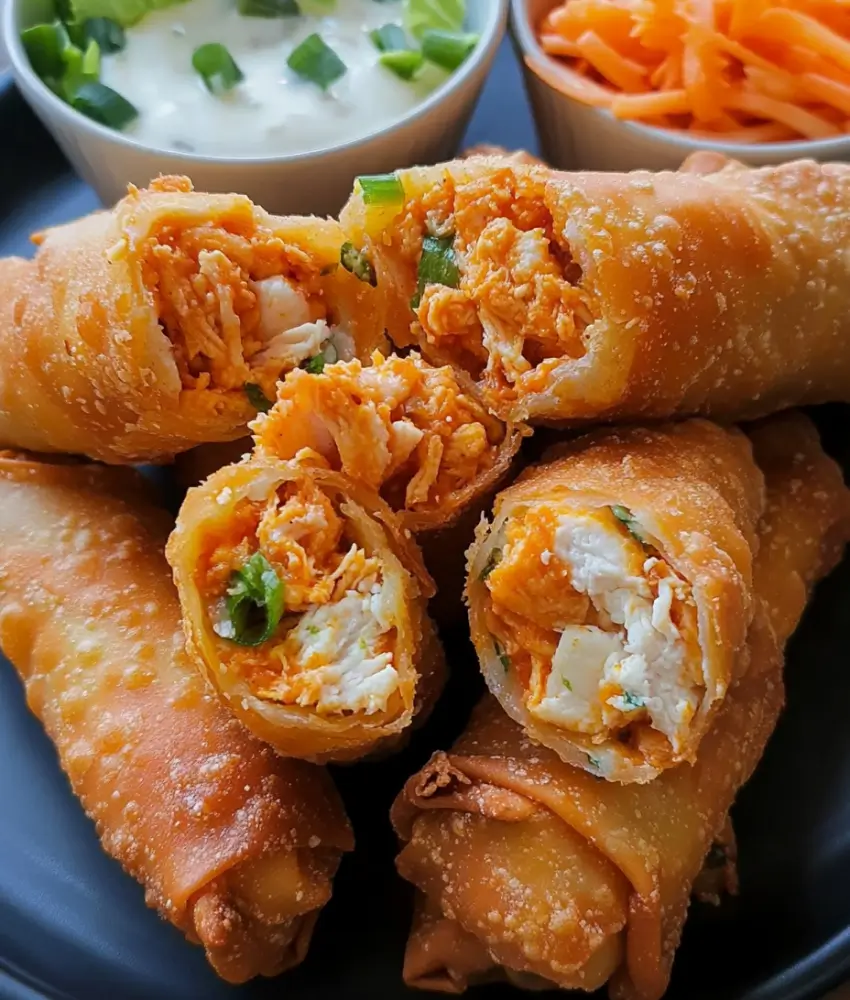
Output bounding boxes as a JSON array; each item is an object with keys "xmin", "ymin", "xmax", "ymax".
[
  {"xmin": 244, "ymin": 382, "xmax": 273, "ymax": 412},
  {"xmin": 21, "ymin": 22, "xmax": 70, "ymax": 81},
  {"xmin": 237, "ymin": 0, "xmax": 300, "ymax": 15},
  {"xmin": 192, "ymin": 42, "xmax": 244, "ymax": 93},
  {"xmin": 71, "ymin": 81, "xmax": 138, "ymax": 128},
  {"xmin": 302, "ymin": 353, "xmax": 326, "ymax": 374},
  {"xmin": 379, "ymin": 49, "xmax": 424, "ymax": 80},
  {"xmin": 287, "ymin": 33, "xmax": 346, "ymax": 91},
  {"xmin": 404, "ymin": 0, "xmax": 465, "ymax": 40},
  {"xmin": 355, "ymin": 173, "xmax": 405, "ymax": 235},
  {"xmin": 370, "ymin": 23, "xmax": 408, "ymax": 53},
  {"xmin": 216, "ymin": 552, "xmax": 285, "ymax": 647},
  {"xmin": 82, "ymin": 16, "xmax": 125, "ymax": 52},
  {"xmin": 421, "ymin": 29, "xmax": 478, "ymax": 71},
  {"xmin": 340, "ymin": 242, "xmax": 377, "ymax": 286},
  {"xmin": 413, "ymin": 233, "xmax": 459, "ymax": 308}
]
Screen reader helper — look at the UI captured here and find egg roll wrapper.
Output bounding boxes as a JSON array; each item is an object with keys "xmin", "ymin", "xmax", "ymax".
[
  {"xmin": 0, "ymin": 176, "xmax": 385, "ymax": 463},
  {"xmin": 393, "ymin": 412, "xmax": 850, "ymax": 999},
  {"xmin": 0, "ymin": 455, "xmax": 354, "ymax": 983},
  {"xmin": 341, "ymin": 157, "xmax": 850, "ymax": 424},
  {"xmin": 168, "ymin": 457, "xmax": 445, "ymax": 762},
  {"xmin": 467, "ymin": 419, "xmax": 766, "ymax": 781}
]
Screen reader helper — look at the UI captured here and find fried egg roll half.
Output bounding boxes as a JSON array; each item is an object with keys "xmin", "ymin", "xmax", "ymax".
[
  {"xmin": 251, "ymin": 351, "xmax": 526, "ymax": 534},
  {"xmin": 467, "ymin": 419, "xmax": 774, "ymax": 783},
  {"xmin": 393, "ymin": 412, "xmax": 850, "ymax": 999},
  {"xmin": 0, "ymin": 455, "xmax": 353, "ymax": 983},
  {"xmin": 341, "ymin": 157, "xmax": 850, "ymax": 424},
  {"xmin": 0, "ymin": 176, "xmax": 385, "ymax": 463},
  {"xmin": 168, "ymin": 457, "xmax": 445, "ymax": 762}
]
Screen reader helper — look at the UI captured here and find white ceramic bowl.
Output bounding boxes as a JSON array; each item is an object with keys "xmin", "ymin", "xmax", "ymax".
[
  {"xmin": 512, "ymin": 0, "xmax": 850, "ymax": 171},
  {"xmin": 5, "ymin": 0, "xmax": 508, "ymax": 213}
]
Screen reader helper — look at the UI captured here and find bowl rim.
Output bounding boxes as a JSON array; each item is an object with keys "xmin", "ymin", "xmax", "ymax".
[
  {"xmin": 509, "ymin": 0, "xmax": 850, "ymax": 159},
  {"xmin": 4, "ymin": 0, "xmax": 509, "ymax": 167}
]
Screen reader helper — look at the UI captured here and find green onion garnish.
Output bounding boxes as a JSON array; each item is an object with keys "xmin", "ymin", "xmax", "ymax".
[
  {"xmin": 404, "ymin": 0, "xmax": 465, "ymax": 40},
  {"xmin": 216, "ymin": 552, "xmax": 285, "ymax": 647},
  {"xmin": 493, "ymin": 637, "xmax": 510, "ymax": 672},
  {"xmin": 71, "ymin": 81, "xmax": 138, "ymax": 128},
  {"xmin": 357, "ymin": 173, "xmax": 404, "ymax": 205},
  {"xmin": 82, "ymin": 16, "xmax": 125, "ymax": 52},
  {"xmin": 421, "ymin": 29, "xmax": 478, "ymax": 71},
  {"xmin": 244, "ymin": 382, "xmax": 273, "ymax": 412},
  {"xmin": 370, "ymin": 23, "xmax": 408, "ymax": 53},
  {"xmin": 303, "ymin": 353, "xmax": 326, "ymax": 374},
  {"xmin": 21, "ymin": 22, "xmax": 70, "ymax": 80},
  {"xmin": 413, "ymin": 233, "xmax": 459, "ymax": 308},
  {"xmin": 610, "ymin": 504, "xmax": 647, "ymax": 546},
  {"xmin": 479, "ymin": 546, "xmax": 502, "ymax": 581},
  {"xmin": 379, "ymin": 49, "xmax": 424, "ymax": 80},
  {"xmin": 192, "ymin": 43, "xmax": 244, "ymax": 94},
  {"xmin": 287, "ymin": 33, "xmax": 346, "ymax": 91},
  {"xmin": 236, "ymin": 0, "xmax": 300, "ymax": 15},
  {"xmin": 340, "ymin": 242, "xmax": 377, "ymax": 286}
]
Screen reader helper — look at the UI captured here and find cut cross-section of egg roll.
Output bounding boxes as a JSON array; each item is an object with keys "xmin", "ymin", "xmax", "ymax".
[
  {"xmin": 167, "ymin": 457, "xmax": 445, "ymax": 761},
  {"xmin": 393, "ymin": 412, "xmax": 850, "ymax": 999},
  {"xmin": 0, "ymin": 175, "xmax": 385, "ymax": 463},
  {"xmin": 467, "ymin": 418, "xmax": 766, "ymax": 782},
  {"xmin": 0, "ymin": 454, "xmax": 354, "ymax": 983},
  {"xmin": 340, "ymin": 156, "xmax": 850, "ymax": 424},
  {"xmin": 251, "ymin": 350, "xmax": 526, "ymax": 533}
]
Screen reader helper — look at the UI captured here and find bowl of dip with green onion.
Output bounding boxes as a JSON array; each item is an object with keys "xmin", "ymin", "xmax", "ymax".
[{"xmin": 5, "ymin": 0, "xmax": 507, "ymax": 214}]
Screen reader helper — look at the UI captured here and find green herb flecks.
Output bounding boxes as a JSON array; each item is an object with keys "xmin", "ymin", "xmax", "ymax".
[
  {"xmin": 216, "ymin": 552, "xmax": 285, "ymax": 647},
  {"xmin": 340, "ymin": 242, "xmax": 377, "ymax": 286},
  {"xmin": 244, "ymin": 382, "xmax": 273, "ymax": 412},
  {"xmin": 412, "ymin": 233, "xmax": 459, "ymax": 309},
  {"xmin": 622, "ymin": 690, "xmax": 645, "ymax": 710},
  {"xmin": 479, "ymin": 546, "xmax": 502, "ymax": 582},
  {"xmin": 562, "ymin": 676, "xmax": 573, "ymax": 692}
]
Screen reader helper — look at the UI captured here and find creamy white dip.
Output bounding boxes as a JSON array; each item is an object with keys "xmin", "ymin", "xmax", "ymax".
[{"xmin": 99, "ymin": 0, "xmax": 448, "ymax": 157}]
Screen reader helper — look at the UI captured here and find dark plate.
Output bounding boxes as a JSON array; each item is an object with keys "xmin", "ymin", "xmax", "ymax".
[{"xmin": 2, "ymin": 40, "xmax": 850, "ymax": 1000}]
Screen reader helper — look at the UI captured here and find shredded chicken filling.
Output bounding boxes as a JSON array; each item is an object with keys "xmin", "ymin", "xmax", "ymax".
[
  {"xmin": 201, "ymin": 479, "xmax": 399, "ymax": 715},
  {"xmin": 255, "ymin": 351, "xmax": 505, "ymax": 511},
  {"xmin": 483, "ymin": 504, "xmax": 703, "ymax": 753},
  {"xmin": 387, "ymin": 167, "xmax": 594, "ymax": 398},
  {"xmin": 139, "ymin": 217, "xmax": 335, "ymax": 392}
]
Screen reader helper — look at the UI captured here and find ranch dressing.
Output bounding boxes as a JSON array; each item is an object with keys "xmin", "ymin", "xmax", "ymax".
[{"xmin": 100, "ymin": 0, "xmax": 447, "ymax": 157}]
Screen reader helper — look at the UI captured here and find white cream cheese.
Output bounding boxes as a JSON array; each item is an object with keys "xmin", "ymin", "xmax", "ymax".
[{"xmin": 99, "ymin": 0, "xmax": 448, "ymax": 156}]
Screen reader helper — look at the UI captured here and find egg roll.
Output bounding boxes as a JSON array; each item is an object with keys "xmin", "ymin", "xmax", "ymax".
[
  {"xmin": 392, "ymin": 412, "xmax": 850, "ymax": 999},
  {"xmin": 251, "ymin": 350, "xmax": 526, "ymax": 533},
  {"xmin": 0, "ymin": 175, "xmax": 385, "ymax": 463},
  {"xmin": 167, "ymin": 456, "xmax": 445, "ymax": 761},
  {"xmin": 467, "ymin": 418, "xmax": 769, "ymax": 782},
  {"xmin": 0, "ymin": 454, "xmax": 353, "ymax": 983},
  {"xmin": 340, "ymin": 156, "xmax": 850, "ymax": 424}
]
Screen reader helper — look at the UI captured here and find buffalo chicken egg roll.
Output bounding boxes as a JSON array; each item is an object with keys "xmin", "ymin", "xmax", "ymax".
[
  {"xmin": 393, "ymin": 412, "xmax": 850, "ymax": 999},
  {"xmin": 467, "ymin": 419, "xmax": 765, "ymax": 782},
  {"xmin": 0, "ymin": 175, "xmax": 385, "ymax": 463},
  {"xmin": 168, "ymin": 458, "xmax": 445, "ymax": 761},
  {"xmin": 251, "ymin": 350, "xmax": 526, "ymax": 533},
  {"xmin": 0, "ymin": 454, "xmax": 353, "ymax": 983},
  {"xmin": 340, "ymin": 157, "xmax": 850, "ymax": 424}
]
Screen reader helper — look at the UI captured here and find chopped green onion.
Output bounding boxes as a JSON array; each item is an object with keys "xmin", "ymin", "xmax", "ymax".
[
  {"xmin": 404, "ymin": 0, "xmax": 465, "ymax": 40},
  {"xmin": 216, "ymin": 552, "xmax": 285, "ymax": 647},
  {"xmin": 421, "ymin": 29, "xmax": 478, "ymax": 70},
  {"xmin": 586, "ymin": 753, "xmax": 602, "ymax": 771},
  {"xmin": 610, "ymin": 504, "xmax": 647, "ymax": 546},
  {"xmin": 302, "ymin": 353, "xmax": 326, "ymax": 375},
  {"xmin": 237, "ymin": 0, "xmax": 300, "ymax": 16},
  {"xmin": 21, "ymin": 22, "xmax": 70, "ymax": 81},
  {"xmin": 63, "ymin": 0, "xmax": 190, "ymax": 29},
  {"xmin": 357, "ymin": 172, "xmax": 404, "ymax": 205},
  {"xmin": 412, "ymin": 233, "xmax": 459, "ymax": 308},
  {"xmin": 244, "ymin": 382, "xmax": 273, "ymax": 412},
  {"xmin": 379, "ymin": 49, "xmax": 424, "ymax": 80},
  {"xmin": 71, "ymin": 81, "xmax": 138, "ymax": 129},
  {"xmin": 562, "ymin": 676, "xmax": 573, "ymax": 691},
  {"xmin": 622, "ymin": 691, "xmax": 645, "ymax": 709},
  {"xmin": 479, "ymin": 546, "xmax": 502, "ymax": 581},
  {"xmin": 493, "ymin": 637, "xmax": 511, "ymax": 672},
  {"xmin": 370, "ymin": 23, "xmax": 409, "ymax": 52},
  {"xmin": 287, "ymin": 33, "xmax": 346, "ymax": 90},
  {"xmin": 192, "ymin": 43, "xmax": 244, "ymax": 93},
  {"xmin": 82, "ymin": 16, "xmax": 125, "ymax": 52},
  {"xmin": 340, "ymin": 242, "xmax": 377, "ymax": 286}
]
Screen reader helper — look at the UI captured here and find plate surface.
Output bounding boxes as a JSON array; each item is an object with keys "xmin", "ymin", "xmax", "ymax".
[{"xmin": 2, "ymin": 40, "xmax": 850, "ymax": 1000}]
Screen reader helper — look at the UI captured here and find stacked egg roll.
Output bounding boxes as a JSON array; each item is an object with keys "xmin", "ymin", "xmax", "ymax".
[
  {"xmin": 0, "ymin": 454, "xmax": 353, "ymax": 982},
  {"xmin": 0, "ymin": 176, "xmax": 385, "ymax": 463},
  {"xmin": 251, "ymin": 350, "xmax": 526, "ymax": 533},
  {"xmin": 340, "ymin": 156, "xmax": 850, "ymax": 424},
  {"xmin": 466, "ymin": 418, "xmax": 765, "ymax": 782},
  {"xmin": 392, "ymin": 412, "xmax": 850, "ymax": 998},
  {"xmin": 168, "ymin": 457, "xmax": 445, "ymax": 762}
]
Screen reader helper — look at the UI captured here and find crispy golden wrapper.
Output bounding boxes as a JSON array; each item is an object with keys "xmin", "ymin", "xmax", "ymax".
[
  {"xmin": 168, "ymin": 457, "xmax": 445, "ymax": 762},
  {"xmin": 0, "ymin": 176, "xmax": 385, "ymax": 463},
  {"xmin": 0, "ymin": 454, "xmax": 353, "ymax": 983},
  {"xmin": 340, "ymin": 157, "xmax": 850, "ymax": 424},
  {"xmin": 392, "ymin": 412, "xmax": 850, "ymax": 999}
]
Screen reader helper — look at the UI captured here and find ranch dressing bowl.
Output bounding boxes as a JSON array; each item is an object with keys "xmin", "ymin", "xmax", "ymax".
[{"xmin": 6, "ymin": 0, "xmax": 507, "ymax": 214}]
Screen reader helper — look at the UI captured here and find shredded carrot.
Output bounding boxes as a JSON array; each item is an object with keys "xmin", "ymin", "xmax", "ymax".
[{"xmin": 532, "ymin": 0, "xmax": 850, "ymax": 142}]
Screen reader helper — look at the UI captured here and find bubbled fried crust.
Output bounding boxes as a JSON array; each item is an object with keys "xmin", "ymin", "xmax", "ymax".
[{"xmin": 0, "ymin": 455, "xmax": 353, "ymax": 981}]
